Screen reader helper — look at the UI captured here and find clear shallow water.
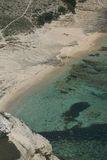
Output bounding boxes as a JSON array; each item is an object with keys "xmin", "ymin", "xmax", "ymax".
[{"xmin": 9, "ymin": 35, "xmax": 107, "ymax": 160}]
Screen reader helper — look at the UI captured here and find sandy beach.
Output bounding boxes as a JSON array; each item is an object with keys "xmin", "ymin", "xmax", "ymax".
[
  {"xmin": 0, "ymin": 1, "xmax": 107, "ymax": 160},
  {"xmin": 0, "ymin": 11, "xmax": 104, "ymax": 111}
]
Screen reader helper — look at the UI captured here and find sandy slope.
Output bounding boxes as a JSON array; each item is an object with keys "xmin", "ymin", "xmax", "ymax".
[{"xmin": 0, "ymin": 11, "xmax": 104, "ymax": 110}]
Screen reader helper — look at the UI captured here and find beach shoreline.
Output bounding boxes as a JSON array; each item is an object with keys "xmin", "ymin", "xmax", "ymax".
[
  {"xmin": 0, "ymin": 30, "xmax": 104, "ymax": 112},
  {"xmin": 0, "ymin": 64, "xmax": 58, "ymax": 111}
]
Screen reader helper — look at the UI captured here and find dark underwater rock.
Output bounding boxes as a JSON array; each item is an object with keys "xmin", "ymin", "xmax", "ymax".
[
  {"xmin": 62, "ymin": 102, "xmax": 90, "ymax": 123},
  {"xmin": 89, "ymin": 53, "xmax": 100, "ymax": 57},
  {"xmin": 99, "ymin": 46, "xmax": 107, "ymax": 51},
  {"xmin": 60, "ymin": 89, "xmax": 69, "ymax": 94},
  {"xmin": 91, "ymin": 91, "xmax": 107, "ymax": 100},
  {"xmin": 82, "ymin": 59, "xmax": 99, "ymax": 67},
  {"xmin": 65, "ymin": 73, "xmax": 78, "ymax": 82},
  {"xmin": 65, "ymin": 56, "xmax": 107, "ymax": 89}
]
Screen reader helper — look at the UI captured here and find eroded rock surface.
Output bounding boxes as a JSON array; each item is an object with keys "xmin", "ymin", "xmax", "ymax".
[{"xmin": 0, "ymin": 112, "xmax": 59, "ymax": 160}]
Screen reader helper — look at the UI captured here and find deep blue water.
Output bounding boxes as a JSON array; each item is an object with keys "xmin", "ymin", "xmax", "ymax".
[{"xmin": 8, "ymin": 35, "xmax": 107, "ymax": 160}]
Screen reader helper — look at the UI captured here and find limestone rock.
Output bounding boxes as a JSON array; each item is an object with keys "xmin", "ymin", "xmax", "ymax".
[{"xmin": 0, "ymin": 112, "xmax": 59, "ymax": 160}]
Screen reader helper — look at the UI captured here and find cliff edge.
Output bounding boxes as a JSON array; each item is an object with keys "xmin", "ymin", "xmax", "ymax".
[{"xmin": 0, "ymin": 112, "xmax": 59, "ymax": 160}]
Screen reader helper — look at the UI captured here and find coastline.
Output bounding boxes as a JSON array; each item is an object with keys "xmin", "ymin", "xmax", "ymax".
[
  {"xmin": 56, "ymin": 32, "xmax": 103, "ymax": 61},
  {"xmin": 0, "ymin": 64, "xmax": 58, "ymax": 111},
  {"xmin": 0, "ymin": 31, "xmax": 104, "ymax": 112}
]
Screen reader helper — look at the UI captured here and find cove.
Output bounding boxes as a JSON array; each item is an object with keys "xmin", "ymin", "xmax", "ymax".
[{"xmin": 8, "ymin": 35, "xmax": 107, "ymax": 160}]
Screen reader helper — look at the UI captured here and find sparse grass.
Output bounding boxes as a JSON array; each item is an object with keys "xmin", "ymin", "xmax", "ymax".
[
  {"xmin": 1, "ymin": 17, "xmax": 33, "ymax": 36},
  {"xmin": 0, "ymin": 16, "xmax": 14, "ymax": 29},
  {"xmin": 0, "ymin": 0, "xmax": 77, "ymax": 36}
]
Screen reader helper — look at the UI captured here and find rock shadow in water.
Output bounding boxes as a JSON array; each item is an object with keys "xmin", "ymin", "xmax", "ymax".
[
  {"xmin": 40, "ymin": 123, "xmax": 107, "ymax": 142},
  {"xmin": 39, "ymin": 124, "xmax": 107, "ymax": 160}
]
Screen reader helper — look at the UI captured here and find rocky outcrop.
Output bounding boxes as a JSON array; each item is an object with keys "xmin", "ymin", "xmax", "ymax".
[{"xmin": 0, "ymin": 112, "xmax": 59, "ymax": 160}]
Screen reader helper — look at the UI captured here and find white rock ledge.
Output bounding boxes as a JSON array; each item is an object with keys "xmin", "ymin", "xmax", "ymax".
[{"xmin": 0, "ymin": 112, "xmax": 59, "ymax": 160}]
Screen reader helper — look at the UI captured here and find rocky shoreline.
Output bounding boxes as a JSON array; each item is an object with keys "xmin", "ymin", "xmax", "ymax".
[{"xmin": 0, "ymin": 112, "xmax": 59, "ymax": 160}]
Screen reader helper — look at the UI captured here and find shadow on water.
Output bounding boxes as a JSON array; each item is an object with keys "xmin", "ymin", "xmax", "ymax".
[
  {"xmin": 39, "ymin": 124, "xmax": 107, "ymax": 159},
  {"xmin": 0, "ymin": 135, "xmax": 20, "ymax": 160},
  {"xmin": 39, "ymin": 123, "xmax": 107, "ymax": 142}
]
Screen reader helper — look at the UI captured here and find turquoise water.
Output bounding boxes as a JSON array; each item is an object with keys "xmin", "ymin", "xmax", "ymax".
[{"xmin": 8, "ymin": 35, "xmax": 107, "ymax": 160}]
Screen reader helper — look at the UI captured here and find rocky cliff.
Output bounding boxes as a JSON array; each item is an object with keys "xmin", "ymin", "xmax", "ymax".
[{"xmin": 0, "ymin": 112, "xmax": 59, "ymax": 160}]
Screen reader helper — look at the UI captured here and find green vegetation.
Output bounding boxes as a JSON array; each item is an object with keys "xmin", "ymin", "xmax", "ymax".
[
  {"xmin": 0, "ymin": 16, "xmax": 14, "ymax": 29},
  {"xmin": 58, "ymin": 6, "xmax": 67, "ymax": 14},
  {"xmin": 62, "ymin": 0, "xmax": 76, "ymax": 6},
  {"xmin": 36, "ymin": 12, "xmax": 54, "ymax": 26},
  {"xmin": 36, "ymin": 11, "xmax": 60, "ymax": 26},
  {"xmin": 0, "ymin": 0, "xmax": 77, "ymax": 36},
  {"xmin": 0, "ymin": 17, "xmax": 33, "ymax": 36},
  {"xmin": 62, "ymin": 0, "xmax": 76, "ymax": 13}
]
